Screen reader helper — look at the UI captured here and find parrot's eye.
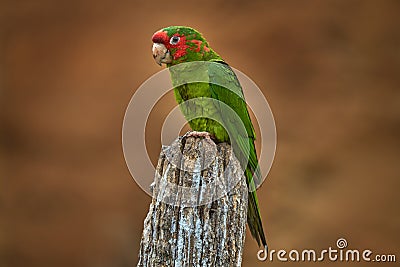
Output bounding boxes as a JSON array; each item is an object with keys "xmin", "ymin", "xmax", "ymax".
[{"xmin": 170, "ymin": 36, "xmax": 180, "ymax": 45}]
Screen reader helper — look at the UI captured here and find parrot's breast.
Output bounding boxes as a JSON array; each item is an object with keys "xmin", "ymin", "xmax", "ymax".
[{"xmin": 174, "ymin": 83, "xmax": 230, "ymax": 143}]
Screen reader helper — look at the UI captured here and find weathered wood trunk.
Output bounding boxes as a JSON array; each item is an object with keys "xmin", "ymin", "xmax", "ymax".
[{"xmin": 137, "ymin": 135, "xmax": 248, "ymax": 267}]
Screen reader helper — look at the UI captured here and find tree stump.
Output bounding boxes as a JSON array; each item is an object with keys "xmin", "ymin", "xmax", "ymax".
[{"xmin": 137, "ymin": 135, "xmax": 248, "ymax": 267}]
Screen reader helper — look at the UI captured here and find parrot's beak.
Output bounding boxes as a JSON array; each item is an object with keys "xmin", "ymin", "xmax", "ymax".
[{"xmin": 152, "ymin": 43, "xmax": 172, "ymax": 66}]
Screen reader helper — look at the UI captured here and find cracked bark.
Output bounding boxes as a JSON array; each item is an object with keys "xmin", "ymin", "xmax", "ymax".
[{"xmin": 137, "ymin": 136, "xmax": 248, "ymax": 267}]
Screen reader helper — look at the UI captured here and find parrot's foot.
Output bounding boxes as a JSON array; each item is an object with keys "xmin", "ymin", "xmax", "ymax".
[{"xmin": 183, "ymin": 131, "xmax": 215, "ymax": 140}]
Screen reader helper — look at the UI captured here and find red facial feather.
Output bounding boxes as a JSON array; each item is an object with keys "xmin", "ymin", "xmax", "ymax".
[
  {"xmin": 190, "ymin": 40, "xmax": 202, "ymax": 52},
  {"xmin": 168, "ymin": 34, "xmax": 189, "ymax": 60},
  {"xmin": 152, "ymin": 31, "xmax": 169, "ymax": 44},
  {"xmin": 152, "ymin": 31, "xmax": 207, "ymax": 61}
]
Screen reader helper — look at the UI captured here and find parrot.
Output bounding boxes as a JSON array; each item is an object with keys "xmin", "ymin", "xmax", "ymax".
[{"xmin": 151, "ymin": 26, "xmax": 267, "ymax": 249}]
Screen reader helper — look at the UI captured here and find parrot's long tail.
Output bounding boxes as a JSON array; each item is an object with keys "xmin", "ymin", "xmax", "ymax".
[
  {"xmin": 231, "ymin": 135, "xmax": 267, "ymax": 249},
  {"xmin": 246, "ymin": 167, "xmax": 267, "ymax": 248},
  {"xmin": 244, "ymin": 141, "xmax": 267, "ymax": 249}
]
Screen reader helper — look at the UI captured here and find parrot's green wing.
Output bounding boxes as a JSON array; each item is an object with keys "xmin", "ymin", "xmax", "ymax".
[
  {"xmin": 208, "ymin": 60, "xmax": 259, "ymax": 180},
  {"xmin": 208, "ymin": 60, "xmax": 267, "ymax": 247}
]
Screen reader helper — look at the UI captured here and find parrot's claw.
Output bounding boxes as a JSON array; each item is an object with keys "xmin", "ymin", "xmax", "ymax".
[{"xmin": 183, "ymin": 131, "xmax": 215, "ymax": 140}]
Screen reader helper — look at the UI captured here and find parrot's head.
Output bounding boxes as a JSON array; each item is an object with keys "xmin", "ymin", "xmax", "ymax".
[{"xmin": 151, "ymin": 26, "xmax": 216, "ymax": 66}]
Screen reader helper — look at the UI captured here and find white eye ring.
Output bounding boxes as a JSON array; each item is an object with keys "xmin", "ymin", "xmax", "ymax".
[{"xmin": 169, "ymin": 36, "xmax": 180, "ymax": 45}]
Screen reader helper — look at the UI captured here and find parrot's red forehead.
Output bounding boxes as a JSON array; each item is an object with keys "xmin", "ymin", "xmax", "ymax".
[{"xmin": 152, "ymin": 31, "xmax": 169, "ymax": 44}]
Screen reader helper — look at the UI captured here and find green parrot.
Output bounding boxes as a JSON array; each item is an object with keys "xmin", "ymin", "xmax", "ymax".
[{"xmin": 151, "ymin": 26, "xmax": 267, "ymax": 249}]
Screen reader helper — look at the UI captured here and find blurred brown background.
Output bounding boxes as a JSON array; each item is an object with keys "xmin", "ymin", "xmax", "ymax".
[{"xmin": 1, "ymin": 0, "xmax": 399, "ymax": 266}]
